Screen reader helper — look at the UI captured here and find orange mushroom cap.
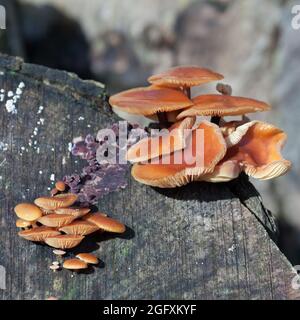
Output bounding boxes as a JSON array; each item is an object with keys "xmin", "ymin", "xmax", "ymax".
[
  {"xmin": 59, "ymin": 220, "xmax": 99, "ymax": 236},
  {"xmin": 148, "ymin": 65, "xmax": 224, "ymax": 88},
  {"xmin": 109, "ymin": 85, "xmax": 193, "ymax": 116},
  {"xmin": 131, "ymin": 121, "xmax": 227, "ymax": 188},
  {"xmin": 38, "ymin": 213, "xmax": 76, "ymax": 228},
  {"xmin": 63, "ymin": 258, "xmax": 88, "ymax": 270},
  {"xmin": 83, "ymin": 213, "xmax": 126, "ymax": 233},
  {"xmin": 14, "ymin": 203, "xmax": 43, "ymax": 222},
  {"xmin": 54, "ymin": 207, "xmax": 91, "ymax": 218},
  {"xmin": 76, "ymin": 253, "xmax": 99, "ymax": 265},
  {"xmin": 34, "ymin": 193, "xmax": 78, "ymax": 211},
  {"xmin": 177, "ymin": 94, "xmax": 271, "ymax": 119},
  {"xmin": 126, "ymin": 116, "xmax": 196, "ymax": 163},
  {"xmin": 45, "ymin": 234, "xmax": 84, "ymax": 249},
  {"xmin": 18, "ymin": 226, "xmax": 61, "ymax": 242},
  {"xmin": 16, "ymin": 219, "xmax": 33, "ymax": 228},
  {"xmin": 222, "ymin": 121, "xmax": 291, "ymax": 180}
]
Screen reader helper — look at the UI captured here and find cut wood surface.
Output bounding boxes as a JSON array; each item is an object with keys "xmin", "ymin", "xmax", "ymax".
[{"xmin": 0, "ymin": 54, "xmax": 299, "ymax": 300}]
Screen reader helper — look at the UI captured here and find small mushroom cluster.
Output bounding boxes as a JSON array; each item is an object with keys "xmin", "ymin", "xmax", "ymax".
[
  {"xmin": 110, "ymin": 66, "xmax": 291, "ymax": 188},
  {"xmin": 14, "ymin": 181, "xmax": 125, "ymax": 271}
]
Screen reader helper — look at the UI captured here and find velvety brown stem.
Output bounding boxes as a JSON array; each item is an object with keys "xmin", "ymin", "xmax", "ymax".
[
  {"xmin": 211, "ymin": 116, "xmax": 221, "ymax": 125},
  {"xmin": 183, "ymin": 87, "xmax": 191, "ymax": 99},
  {"xmin": 157, "ymin": 111, "xmax": 170, "ymax": 128}
]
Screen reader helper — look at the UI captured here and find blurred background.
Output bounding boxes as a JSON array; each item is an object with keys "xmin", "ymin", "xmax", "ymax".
[{"xmin": 1, "ymin": 0, "xmax": 300, "ymax": 263}]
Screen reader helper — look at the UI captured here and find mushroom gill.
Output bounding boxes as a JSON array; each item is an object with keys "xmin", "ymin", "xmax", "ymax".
[
  {"xmin": 18, "ymin": 226, "xmax": 61, "ymax": 242},
  {"xmin": 126, "ymin": 116, "xmax": 196, "ymax": 163},
  {"xmin": 222, "ymin": 121, "xmax": 291, "ymax": 180},
  {"xmin": 131, "ymin": 121, "xmax": 227, "ymax": 188},
  {"xmin": 201, "ymin": 160, "xmax": 241, "ymax": 183},
  {"xmin": 45, "ymin": 234, "xmax": 85, "ymax": 249},
  {"xmin": 109, "ymin": 85, "xmax": 193, "ymax": 116},
  {"xmin": 177, "ymin": 94, "xmax": 271, "ymax": 119}
]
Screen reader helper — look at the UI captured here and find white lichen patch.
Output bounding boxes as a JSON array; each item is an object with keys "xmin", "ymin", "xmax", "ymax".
[
  {"xmin": 27, "ymin": 105, "xmax": 46, "ymax": 154},
  {"xmin": 50, "ymin": 173, "xmax": 55, "ymax": 181},
  {"xmin": 228, "ymin": 244, "xmax": 236, "ymax": 252},
  {"xmin": 37, "ymin": 105, "xmax": 44, "ymax": 114},
  {"xmin": 1, "ymin": 82, "xmax": 26, "ymax": 114},
  {"xmin": 0, "ymin": 142, "xmax": 8, "ymax": 151},
  {"xmin": 68, "ymin": 142, "xmax": 73, "ymax": 152}
]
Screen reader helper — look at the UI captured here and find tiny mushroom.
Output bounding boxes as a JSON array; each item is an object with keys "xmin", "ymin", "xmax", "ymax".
[
  {"xmin": 16, "ymin": 219, "xmax": 33, "ymax": 229},
  {"xmin": 221, "ymin": 121, "xmax": 291, "ymax": 180},
  {"xmin": 76, "ymin": 253, "xmax": 99, "ymax": 265},
  {"xmin": 55, "ymin": 181, "xmax": 66, "ymax": 192},
  {"xmin": 131, "ymin": 121, "xmax": 227, "ymax": 188},
  {"xmin": 83, "ymin": 213, "xmax": 126, "ymax": 234},
  {"xmin": 45, "ymin": 234, "xmax": 85, "ymax": 249},
  {"xmin": 18, "ymin": 226, "xmax": 61, "ymax": 242},
  {"xmin": 49, "ymin": 265, "xmax": 60, "ymax": 272},
  {"xmin": 126, "ymin": 116, "xmax": 196, "ymax": 163},
  {"xmin": 63, "ymin": 258, "xmax": 88, "ymax": 271},
  {"xmin": 59, "ymin": 220, "xmax": 99, "ymax": 236},
  {"xmin": 14, "ymin": 203, "xmax": 43, "ymax": 222},
  {"xmin": 53, "ymin": 249, "xmax": 66, "ymax": 256},
  {"xmin": 38, "ymin": 213, "xmax": 76, "ymax": 228},
  {"xmin": 177, "ymin": 94, "xmax": 271, "ymax": 119},
  {"xmin": 34, "ymin": 193, "xmax": 78, "ymax": 211}
]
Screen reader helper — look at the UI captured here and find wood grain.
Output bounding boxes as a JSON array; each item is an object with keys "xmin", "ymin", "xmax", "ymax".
[{"xmin": 0, "ymin": 54, "xmax": 298, "ymax": 300}]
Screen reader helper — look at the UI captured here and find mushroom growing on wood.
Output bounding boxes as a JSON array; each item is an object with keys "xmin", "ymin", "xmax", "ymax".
[
  {"xmin": 55, "ymin": 181, "xmax": 66, "ymax": 192},
  {"xmin": 109, "ymin": 85, "xmax": 193, "ymax": 127},
  {"xmin": 131, "ymin": 121, "xmax": 227, "ymax": 188},
  {"xmin": 54, "ymin": 207, "xmax": 91, "ymax": 218},
  {"xmin": 148, "ymin": 65, "xmax": 224, "ymax": 97},
  {"xmin": 83, "ymin": 213, "xmax": 126, "ymax": 233},
  {"xmin": 76, "ymin": 253, "xmax": 99, "ymax": 265},
  {"xmin": 221, "ymin": 121, "xmax": 291, "ymax": 180},
  {"xmin": 45, "ymin": 234, "xmax": 85, "ymax": 249},
  {"xmin": 16, "ymin": 219, "xmax": 34, "ymax": 229},
  {"xmin": 14, "ymin": 203, "xmax": 43, "ymax": 222},
  {"xmin": 177, "ymin": 94, "xmax": 271, "ymax": 119},
  {"xmin": 109, "ymin": 86, "xmax": 192, "ymax": 116},
  {"xmin": 18, "ymin": 226, "xmax": 61, "ymax": 242},
  {"xmin": 63, "ymin": 258, "xmax": 88, "ymax": 271},
  {"xmin": 38, "ymin": 213, "xmax": 76, "ymax": 228},
  {"xmin": 126, "ymin": 116, "xmax": 196, "ymax": 163},
  {"xmin": 34, "ymin": 193, "xmax": 78, "ymax": 211},
  {"xmin": 59, "ymin": 220, "xmax": 99, "ymax": 236}
]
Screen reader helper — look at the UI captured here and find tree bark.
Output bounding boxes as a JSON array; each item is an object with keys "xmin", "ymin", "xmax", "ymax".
[{"xmin": 0, "ymin": 54, "xmax": 298, "ymax": 300}]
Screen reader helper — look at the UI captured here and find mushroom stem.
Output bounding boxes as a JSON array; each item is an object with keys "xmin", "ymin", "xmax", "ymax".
[
  {"xmin": 211, "ymin": 116, "xmax": 221, "ymax": 125},
  {"xmin": 183, "ymin": 87, "xmax": 191, "ymax": 99},
  {"xmin": 210, "ymin": 83, "xmax": 232, "ymax": 125},
  {"xmin": 157, "ymin": 111, "xmax": 170, "ymax": 128}
]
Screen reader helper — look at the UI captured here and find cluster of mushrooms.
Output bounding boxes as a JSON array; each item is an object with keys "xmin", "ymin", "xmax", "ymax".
[
  {"xmin": 14, "ymin": 181, "xmax": 125, "ymax": 272},
  {"xmin": 110, "ymin": 65, "xmax": 291, "ymax": 188}
]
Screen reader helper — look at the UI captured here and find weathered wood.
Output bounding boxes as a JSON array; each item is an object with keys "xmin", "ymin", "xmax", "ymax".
[{"xmin": 0, "ymin": 54, "xmax": 299, "ymax": 300}]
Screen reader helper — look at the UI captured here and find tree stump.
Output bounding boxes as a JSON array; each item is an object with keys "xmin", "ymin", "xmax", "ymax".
[{"xmin": 0, "ymin": 54, "xmax": 299, "ymax": 300}]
